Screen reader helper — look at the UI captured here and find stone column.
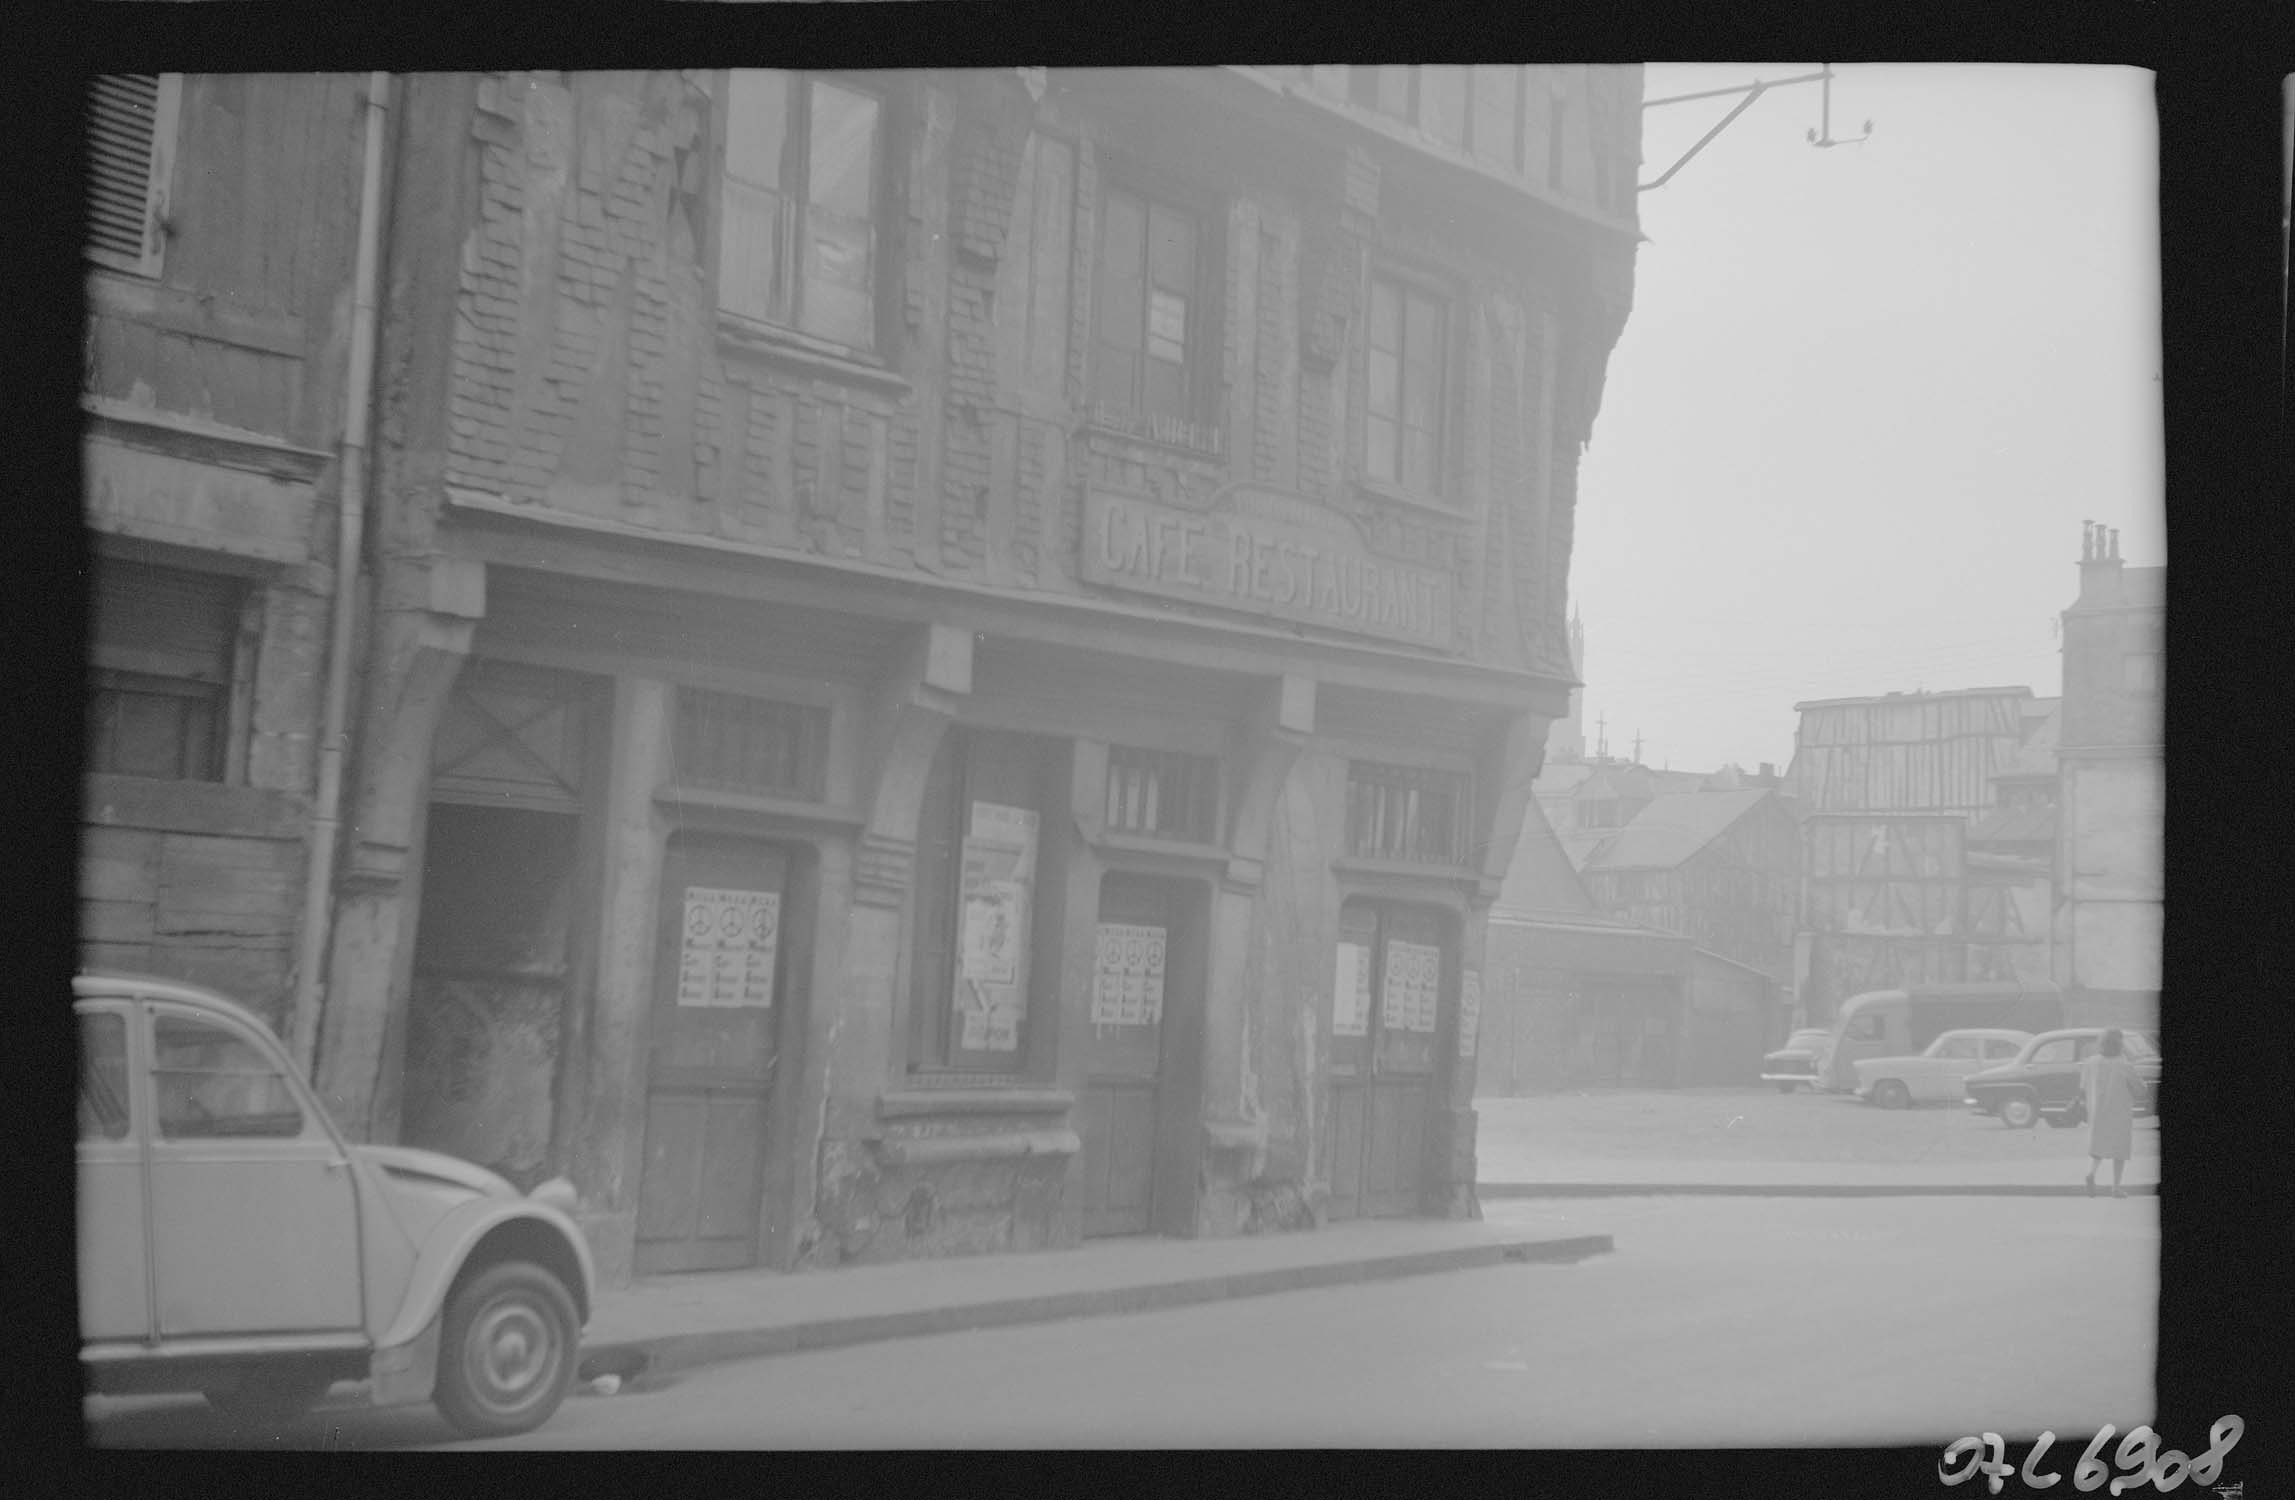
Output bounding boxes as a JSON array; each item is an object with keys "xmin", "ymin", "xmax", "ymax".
[
  {"xmin": 313, "ymin": 557, "xmax": 483, "ymax": 1140},
  {"xmin": 1194, "ymin": 674, "xmax": 1314, "ymax": 1236}
]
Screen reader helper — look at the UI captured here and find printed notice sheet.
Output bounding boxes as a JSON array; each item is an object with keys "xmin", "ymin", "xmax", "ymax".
[
  {"xmin": 676, "ymin": 886, "xmax": 780, "ymax": 1008},
  {"xmin": 955, "ymin": 802, "xmax": 1038, "ymax": 1052}
]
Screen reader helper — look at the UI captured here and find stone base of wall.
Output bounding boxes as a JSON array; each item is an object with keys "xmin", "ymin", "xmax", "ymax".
[{"xmin": 799, "ymin": 1138, "xmax": 1075, "ymax": 1270}]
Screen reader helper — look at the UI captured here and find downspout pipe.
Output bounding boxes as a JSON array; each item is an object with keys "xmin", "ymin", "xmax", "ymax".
[{"xmin": 290, "ymin": 72, "xmax": 393, "ymax": 1077}]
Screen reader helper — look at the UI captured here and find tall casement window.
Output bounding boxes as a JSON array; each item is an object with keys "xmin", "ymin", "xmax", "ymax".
[
  {"xmin": 85, "ymin": 560, "xmax": 250, "ymax": 784},
  {"xmin": 85, "ymin": 74, "xmax": 180, "ymax": 276},
  {"xmin": 719, "ymin": 71, "xmax": 883, "ymax": 351},
  {"xmin": 909, "ymin": 729, "xmax": 1057, "ymax": 1073},
  {"xmin": 1365, "ymin": 274, "xmax": 1447, "ymax": 494},
  {"xmin": 1091, "ymin": 185, "xmax": 1201, "ymax": 422},
  {"xmin": 1346, "ymin": 761, "xmax": 1469, "ymax": 865}
]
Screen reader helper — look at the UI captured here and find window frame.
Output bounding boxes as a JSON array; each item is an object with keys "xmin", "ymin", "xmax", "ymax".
[
  {"xmin": 1356, "ymin": 261, "xmax": 1459, "ymax": 507},
  {"xmin": 146, "ymin": 1004, "xmax": 313, "ymax": 1144},
  {"xmin": 1087, "ymin": 162, "xmax": 1221, "ymax": 432},
  {"xmin": 79, "ymin": 1006, "xmax": 136, "ymax": 1144},
  {"xmin": 84, "ymin": 558, "xmax": 259, "ymax": 787},
  {"xmin": 86, "ymin": 74, "xmax": 181, "ymax": 279},
  {"xmin": 711, "ymin": 69, "xmax": 894, "ymax": 358}
]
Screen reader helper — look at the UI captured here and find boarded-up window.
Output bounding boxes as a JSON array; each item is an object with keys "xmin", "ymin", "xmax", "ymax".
[
  {"xmin": 672, "ymin": 688, "xmax": 828, "ymax": 800},
  {"xmin": 993, "ymin": 132, "xmax": 1076, "ymax": 405},
  {"xmin": 1105, "ymin": 745, "xmax": 1218, "ymax": 843},
  {"xmin": 1092, "ymin": 185, "xmax": 1200, "ymax": 421},
  {"xmin": 86, "ymin": 75, "xmax": 179, "ymax": 276},
  {"xmin": 1366, "ymin": 274, "xmax": 1445, "ymax": 493},
  {"xmin": 85, "ymin": 560, "xmax": 243, "ymax": 783},
  {"xmin": 719, "ymin": 71, "xmax": 882, "ymax": 351}
]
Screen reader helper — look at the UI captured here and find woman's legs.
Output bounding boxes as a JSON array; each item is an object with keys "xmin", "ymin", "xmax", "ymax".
[
  {"xmin": 2086, "ymin": 1157, "xmax": 2099, "ymax": 1195},
  {"xmin": 2111, "ymin": 1155, "xmax": 2128, "ymax": 1196}
]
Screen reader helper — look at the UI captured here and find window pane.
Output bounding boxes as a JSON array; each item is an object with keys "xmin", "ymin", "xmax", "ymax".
[
  {"xmin": 1097, "ymin": 257, "xmax": 1143, "ymax": 350},
  {"xmin": 1092, "ymin": 340, "xmax": 1137, "ymax": 410},
  {"xmin": 80, "ymin": 1012, "xmax": 130, "ymax": 1142},
  {"xmin": 152, "ymin": 1014, "xmax": 304, "ymax": 1140},
  {"xmin": 1405, "ymin": 291, "xmax": 1441, "ymax": 369},
  {"xmin": 1368, "ymin": 278, "xmax": 1400, "ymax": 353},
  {"xmin": 1143, "ymin": 353, "xmax": 1184, "ymax": 419},
  {"xmin": 1147, "ymin": 204, "xmax": 1195, "ymax": 293},
  {"xmin": 1367, "ymin": 346, "xmax": 1400, "ymax": 420},
  {"xmin": 719, "ymin": 178, "xmax": 787, "ymax": 323},
  {"xmin": 725, "ymin": 71, "xmax": 792, "ymax": 189},
  {"xmin": 1402, "ymin": 425, "xmax": 1434, "ymax": 492},
  {"xmin": 1366, "ymin": 414, "xmax": 1397, "ymax": 480},
  {"xmin": 801, "ymin": 210, "xmax": 875, "ymax": 347},
  {"xmin": 1101, "ymin": 190, "xmax": 1144, "ymax": 281},
  {"xmin": 807, "ymin": 83, "xmax": 878, "ymax": 220},
  {"xmin": 1146, "ymin": 289, "xmax": 1187, "ymax": 362}
]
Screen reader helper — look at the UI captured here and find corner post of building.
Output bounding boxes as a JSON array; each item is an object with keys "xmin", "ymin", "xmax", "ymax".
[
  {"xmin": 1195, "ymin": 672, "xmax": 1315, "ymax": 1235},
  {"xmin": 312, "ymin": 555, "xmax": 485, "ymax": 1140},
  {"xmin": 805, "ymin": 623, "xmax": 973, "ymax": 1250}
]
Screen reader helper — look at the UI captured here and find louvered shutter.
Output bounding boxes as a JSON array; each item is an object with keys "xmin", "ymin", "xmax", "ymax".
[
  {"xmin": 86, "ymin": 75, "xmax": 174, "ymax": 275},
  {"xmin": 89, "ymin": 561, "xmax": 239, "ymax": 683}
]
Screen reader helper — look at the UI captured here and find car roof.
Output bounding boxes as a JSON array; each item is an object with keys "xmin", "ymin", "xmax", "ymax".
[
  {"xmin": 74, "ymin": 971, "xmax": 279, "ymax": 1038},
  {"xmin": 1941, "ymin": 1028, "xmax": 2031, "ymax": 1039}
]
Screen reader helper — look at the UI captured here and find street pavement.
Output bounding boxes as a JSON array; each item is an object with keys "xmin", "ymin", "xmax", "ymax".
[{"xmin": 87, "ymin": 1193, "xmax": 2157, "ymax": 1449}]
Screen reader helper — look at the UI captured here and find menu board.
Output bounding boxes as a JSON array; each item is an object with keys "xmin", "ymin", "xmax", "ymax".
[
  {"xmin": 1092, "ymin": 922, "xmax": 1167, "ymax": 1027},
  {"xmin": 1458, "ymin": 968, "xmax": 1482, "ymax": 1059},
  {"xmin": 1332, "ymin": 940, "xmax": 1372, "ymax": 1038},
  {"xmin": 955, "ymin": 802, "xmax": 1038, "ymax": 1053},
  {"xmin": 1382, "ymin": 940, "xmax": 1442, "ymax": 1034},
  {"xmin": 676, "ymin": 886, "xmax": 780, "ymax": 1008}
]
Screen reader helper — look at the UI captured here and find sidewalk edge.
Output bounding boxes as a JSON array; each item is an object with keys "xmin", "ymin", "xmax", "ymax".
[
  {"xmin": 577, "ymin": 1232, "xmax": 1612, "ymax": 1382},
  {"xmin": 1477, "ymin": 1182, "xmax": 2159, "ymax": 1199}
]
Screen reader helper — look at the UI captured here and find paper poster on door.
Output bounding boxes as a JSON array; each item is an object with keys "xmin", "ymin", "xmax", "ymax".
[
  {"xmin": 1332, "ymin": 941, "xmax": 1371, "ymax": 1037},
  {"xmin": 1459, "ymin": 968, "xmax": 1482, "ymax": 1058},
  {"xmin": 676, "ymin": 886, "xmax": 779, "ymax": 1008},
  {"xmin": 1093, "ymin": 922, "xmax": 1166, "ymax": 1027},
  {"xmin": 1383, "ymin": 941, "xmax": 1441, "ymax": 1033},
  {"xmin": 955, "ymin": 802, "xmax": 1037, "ymax": 1052}
]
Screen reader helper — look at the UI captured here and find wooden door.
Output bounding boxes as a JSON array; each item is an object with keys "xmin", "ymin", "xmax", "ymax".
[
  {"xmin": 1327, "ymin": 903, "xmax": 1444, "ymax": 1221},
  {"xmin": 1076, "ymin": 874, "xmax": 1180, "ymax": 1238},
  {"xmin": 634, "ymin": 834, "xmax": 789, "ymax": 1275}
]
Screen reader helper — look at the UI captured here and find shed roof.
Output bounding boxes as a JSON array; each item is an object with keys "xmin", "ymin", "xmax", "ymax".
[{"xmin": 1582, "ymin": 788, "xmax": 1774, "ymax": 870}]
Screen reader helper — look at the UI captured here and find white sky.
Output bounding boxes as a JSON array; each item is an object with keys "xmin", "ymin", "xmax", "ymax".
[{"xmin": 1571, "ymin": 64, "xmax": 2164, "ymax": 774}]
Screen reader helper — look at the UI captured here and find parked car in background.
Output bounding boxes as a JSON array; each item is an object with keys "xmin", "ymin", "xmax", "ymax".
[
  {"xmin": 1962, "ymin": 1027, "xmax": 2161, "ymax": 1129},
  {"xmin": 1851, "ymin": 1028, "xmax": 2033, "ymax": 1109},
  {"xmin": 1760, "ymin": 1029, "xmax": 1834, "ymax": 1093},
  {"xmin": 77, "ymin": 973, "xmax": 595, "ymax": 1437}
]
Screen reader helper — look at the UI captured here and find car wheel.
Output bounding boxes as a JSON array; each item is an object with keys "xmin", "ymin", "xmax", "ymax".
[
  {"xmin": 205, "ymin": 1364, "xmax": 335, "ymax": 1427},
  {"xmin": 1871, "ymin": 1080, "xmax": 1912, "ymax": 1110},
  {"xmin": 1999, "ymin": 1093, "xmax": 2039, "ymax": 1129},
  {"xmin": 434, "ymin": 1260, "xmax": 579, "ymax": 1439}
]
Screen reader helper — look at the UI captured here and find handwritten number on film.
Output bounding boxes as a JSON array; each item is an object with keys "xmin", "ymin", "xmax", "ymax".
[{"xmin": 1941, "ymin": 1417, "xmax": 2242, "ymax": 1493}]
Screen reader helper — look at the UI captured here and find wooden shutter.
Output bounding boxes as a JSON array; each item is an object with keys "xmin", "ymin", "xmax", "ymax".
[
  {"xmin": 87, "ymin": 75, "xmax": 177, "ymax": 276},
  {"xmin": 89, "ymin": 562, "xmax": 239, "ymax": 682}
]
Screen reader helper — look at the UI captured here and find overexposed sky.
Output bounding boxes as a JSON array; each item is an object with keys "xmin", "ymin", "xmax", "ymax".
[{"xmin": 1571, "ymin": 64, "xmax": 2163, "ymax": 773}]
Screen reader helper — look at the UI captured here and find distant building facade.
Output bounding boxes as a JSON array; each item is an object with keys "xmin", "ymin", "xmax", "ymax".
[
  {"xmin": 1578, "ymin": 787, "xmax": 1798, "ymax": 986},
  {"xmin": 2055, "ymin": 523, "xmax": 2161, "ymax": 1031}
]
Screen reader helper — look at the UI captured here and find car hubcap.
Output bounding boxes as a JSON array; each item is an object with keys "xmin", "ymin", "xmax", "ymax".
[{"xmin": 469, "ymin": 1299, "xmax": 555, "ymax": 1411}]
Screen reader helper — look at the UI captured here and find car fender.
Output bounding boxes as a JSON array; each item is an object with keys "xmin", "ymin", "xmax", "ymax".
[{"xmin": 375, "ymin": 1196, "xmax": 595, "ymax": 1356}]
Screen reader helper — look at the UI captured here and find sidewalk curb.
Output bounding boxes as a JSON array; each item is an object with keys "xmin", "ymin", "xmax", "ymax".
[
  {"xmin": 1479, "ymin": 1182, "xmax": 2158, "ymax": 1200},
  {"xmin": 576, "ymin": 1232, "xmax": 1612, "ymax": 1383}
]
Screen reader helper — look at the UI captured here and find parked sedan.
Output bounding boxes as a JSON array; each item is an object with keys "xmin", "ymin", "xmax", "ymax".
[
  {"xmin": 1962, "ymin": 1027, "xmax": 2161, "ymax": 1129},
  {"xmin": 1760, "ymin": 1028, "xmax": 1834, "ymax": 1092},
  {"xmin": 78, "ymin": 973, "xmax": 595, "ymax": 1436},
  {"xmin": 1850, "ymin": 1028, "xmax": 2032, "ymax": 1109}
]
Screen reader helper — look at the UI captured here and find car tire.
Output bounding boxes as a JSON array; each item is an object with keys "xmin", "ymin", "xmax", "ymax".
[
  {"xmin": 205, "ymin": 1363, "xmax": 335, "ymax": 1427},
  {"xmin": 1871, "ymin": 1080, "xmax": 1912, "ymax": 1110},
  {"xmin": 434, "ymin": 1260, "xmax": 579, "ymax": 1439},
  {"xmin": 1999, "ymin": 1093, "xmax": 2039, "ymax": 1129}
]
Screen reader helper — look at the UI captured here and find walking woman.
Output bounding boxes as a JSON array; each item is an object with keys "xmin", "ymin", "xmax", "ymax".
[{"xmin": 2080, "ymin": 1028, "xmax": 2146, "ymax": 1197}]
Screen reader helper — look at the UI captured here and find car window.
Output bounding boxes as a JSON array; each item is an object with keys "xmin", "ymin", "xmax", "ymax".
[
  {"xmin": 2029, "ymin": 1038, "xmax": 2077, "ymax": 1065},
  {"xmin": 1933, "ymin": 1037, "xmax": 1979, "ymax": 1061},
  {"xmin": 79, "ymin": 1010, "xmax": 132, "ymax": 1142},
  {"xmin": 1982, "ymin": 1038, "xmax": 2022, "ymax": 1060},
  {"xmin": 151, "ymin": 1012, "xmax": 305, "ymax": 1140},
  {"xmin": 2124, "ymin": 1034, "xmax": 2158, "ymax": 1060},
  {"xmin": 1848, "ymin": 1015, "xmax": 1885, "ymax": 1041}
]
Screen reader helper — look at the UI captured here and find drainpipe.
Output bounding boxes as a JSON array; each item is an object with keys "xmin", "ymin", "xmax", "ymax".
[{"xmin": 290, "ymin": 72, "xmax": 393, "ymax": 1077}]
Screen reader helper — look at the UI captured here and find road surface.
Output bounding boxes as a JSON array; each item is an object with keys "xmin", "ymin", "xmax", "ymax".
[{"xmin": 88, "ymin": 1193, "xmax": 2156, "ymax": 1449}]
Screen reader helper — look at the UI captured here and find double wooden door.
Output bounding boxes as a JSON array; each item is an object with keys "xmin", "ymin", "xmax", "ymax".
[
  {"xmin": 1327, "ymin": 903, "xmax": 1447, "ymax": 1221},
  {"xmin": 1076, "ymin": 874, "xmax": 1186, "ymax": 1238},
  {"xmin": 635, "ymin": 833, "xmax": 791, "ymax": 1274}
]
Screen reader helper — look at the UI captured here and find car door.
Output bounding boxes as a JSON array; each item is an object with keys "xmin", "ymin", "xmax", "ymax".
[
  {"xmin": 143, "ymin": 1002, "xmax": 365, "ymax": 1338},
  {"xmin": 2023, "ymin": 1035, "xmax": 2084, "ymax": 1109},
  {"xmin": 1925, "ymin": 1036, "xmax": 1982, "ymax": 1101},
  {"xmin": 77, "ymin": 1001, "xmax": 149, "ymax": 1345}
]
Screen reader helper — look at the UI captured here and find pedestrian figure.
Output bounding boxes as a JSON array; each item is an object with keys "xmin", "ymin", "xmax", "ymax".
[{"xmin": 2080, "ymin": 1028, "xmax": 2145, "ymax": 1197}]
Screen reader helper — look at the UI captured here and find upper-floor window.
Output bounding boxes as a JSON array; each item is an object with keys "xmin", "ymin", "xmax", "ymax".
[
  {"xmin": 1092, "ymin": 184, "xmax": 1202, "ymax": 423},
  {"xmin": 719, "ymin": 71, "xmax": 882, "ymax": 351},
  {"xmin": 1365, "ymin": 273, "xmax": 1447, "ymax": 494},
  {"xmin": 85, "ymin": 559, "xmax": 248, "ymax": 785},
  {"xmin": 673, "ymin": 687, "xmax": 829, "ymax": 800},
  {"xmin": 86, "ymin": 74, "xmax": 180, "ymax": 277}
]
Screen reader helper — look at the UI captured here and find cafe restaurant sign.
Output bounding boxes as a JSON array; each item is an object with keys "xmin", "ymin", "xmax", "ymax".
[{"xmin": 1081, "ymin": 486, "xmax": 1455, "ymax": 650}]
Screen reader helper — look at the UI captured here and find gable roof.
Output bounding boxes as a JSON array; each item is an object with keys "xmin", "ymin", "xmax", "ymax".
[
  {"xmin": 1582, "ymin": 788, "xmax": 1774, "ymax": 870},
  {"xmin": 1495, "ymin": 795, "xmax": 1625, "ymax": 924}
]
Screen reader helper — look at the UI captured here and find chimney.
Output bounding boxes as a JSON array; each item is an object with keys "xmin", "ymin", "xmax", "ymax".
[{"xmin": 2078, "ymin": 519, "xmax": 2123, "ymax": 604}]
